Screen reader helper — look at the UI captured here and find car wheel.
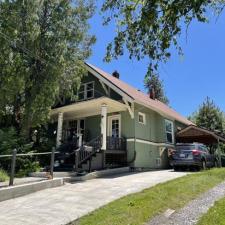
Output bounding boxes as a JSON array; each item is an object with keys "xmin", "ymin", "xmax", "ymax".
[{"xmin": 202, "ymin": 160, "xmax": 206, "ymax": 170}]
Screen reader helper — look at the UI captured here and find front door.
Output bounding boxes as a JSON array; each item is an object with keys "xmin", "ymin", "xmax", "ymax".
[{"xmin": 108, "ymin": 115, "xmax": 121, "ymax": 138}]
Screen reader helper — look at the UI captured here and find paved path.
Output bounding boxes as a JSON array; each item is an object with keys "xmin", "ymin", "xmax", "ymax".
[
  {"xmin": 0, "ymin": 170, "xmax": 187, "ymax": 225},
  {"xmin": 148, "ymin": 180, "xmax": 225, "ymax": 225}
]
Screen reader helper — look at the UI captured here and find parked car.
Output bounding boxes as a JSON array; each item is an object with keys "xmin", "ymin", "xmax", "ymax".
[{"xmin": 171, "ymin": 143, "xmax": 215, "ymax": 171}]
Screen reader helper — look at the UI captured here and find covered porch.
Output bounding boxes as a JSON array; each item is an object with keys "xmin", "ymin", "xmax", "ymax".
[
  {"xmin": 50, "ymin": 97, "xmax": 131, "ymax": 171},
  {"xmin": 51, "ymin": 97, "xmax": 128, "ymax": 151}
]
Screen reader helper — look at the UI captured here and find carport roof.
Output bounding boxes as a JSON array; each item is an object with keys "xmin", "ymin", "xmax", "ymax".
[{"xmin": 176, "ymin": 125, "xmax": 225, "ymax": 145}]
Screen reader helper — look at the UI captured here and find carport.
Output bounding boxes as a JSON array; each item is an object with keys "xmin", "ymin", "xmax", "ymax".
[{"xmin": 176, "ymin": 125, "xmax": 225, "ymax": 167}]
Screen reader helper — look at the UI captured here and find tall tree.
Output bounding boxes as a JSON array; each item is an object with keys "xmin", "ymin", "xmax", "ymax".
[
  {"xmin": 101, "ymin": 0, "xmax": 224, "ymax": 76},
  {"xmin": 0, "ymin": 0, "xmax": 95, "ymax": 137},
  {"xmin": 144, "ymin": 69, "xmax": 169, "ymax": 105},
  {"xmin": 189, "ymin": 97, "xmax": 224, "ymax": 134}
]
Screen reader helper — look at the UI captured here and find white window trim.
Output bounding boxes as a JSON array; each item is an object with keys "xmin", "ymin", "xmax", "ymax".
[
  {"xmin": 107, "ymin": 114, "xmax": 121, "ymax": 138},
  {"xmin": 78, "ymin": 81, "xmax": 95, "ymax": 101},
  {"xmin": 138, "ymin": 112, "xmax": 146, "ymax": 125},
  {"xmin": 165, "ymin": 119, "xmax": 174, "ymax": 144}
]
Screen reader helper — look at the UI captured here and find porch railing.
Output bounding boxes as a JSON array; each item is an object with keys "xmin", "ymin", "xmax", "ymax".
[
  {"xmin": 106, "ymin": 137, "xmax": 127, "ymax": 151},
  {"xmin": 75, "ymin": 135, "xmax": 102, "ymax": 171}
]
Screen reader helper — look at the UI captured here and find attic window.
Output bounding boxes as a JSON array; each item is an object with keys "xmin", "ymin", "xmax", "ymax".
[
  {"xmin": 78, "ymin": 81, "xmax": 94, "ymax": 100},
  {"xmin": 138, "ymin": 112, "xmax": 146, "ymax": 125}
]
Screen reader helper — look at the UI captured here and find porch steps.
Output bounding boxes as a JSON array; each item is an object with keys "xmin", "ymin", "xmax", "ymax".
[{"xmin": 81, "ymin": 152, "xmax": 103, "ymax": 171}]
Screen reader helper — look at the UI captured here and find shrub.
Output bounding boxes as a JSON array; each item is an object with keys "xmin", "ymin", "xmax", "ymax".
[
  {"xmin": 16, "ymin": 160, "xmax": 40, "ymax": 177},
  {"xmin": 0, "ymin": 169, "xmax": 9, "ymax": 182}
]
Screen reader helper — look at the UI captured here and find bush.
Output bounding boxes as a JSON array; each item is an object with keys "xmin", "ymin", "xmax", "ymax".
[
  {"xmin": 16, "ymin": 160, "xmax": 40, "ymax": 177},
  {"xmin": 0, "ymin": 169, "xmax": 9, "ymax": 182}
]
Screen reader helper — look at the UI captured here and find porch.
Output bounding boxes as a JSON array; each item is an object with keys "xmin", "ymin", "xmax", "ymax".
[{"xmin": 50, "ymin": 97, "xmax": 131, "ymax": 171}]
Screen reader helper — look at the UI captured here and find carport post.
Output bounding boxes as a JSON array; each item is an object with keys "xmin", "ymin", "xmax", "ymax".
[{"xmin": 217, "ymin": 138, "xmax": 222, "ymax": 168}]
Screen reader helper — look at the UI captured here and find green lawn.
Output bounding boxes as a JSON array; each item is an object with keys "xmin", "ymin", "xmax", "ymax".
[
  {"xmin": 198, "ymin": 196, "xmax": 225, "ymax": 225},
  {"xmin": 69, "ymin": 169, "xmax": 225, "ymax": 225},
  {"xmin": 0, "ymin": 169, "xmax": 9, "ymax": 182}
]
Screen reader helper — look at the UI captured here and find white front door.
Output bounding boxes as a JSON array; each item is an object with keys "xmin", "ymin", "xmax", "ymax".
[{"xmin": 107, "ymin": 115, "xmax": 121, "ymax": 138}]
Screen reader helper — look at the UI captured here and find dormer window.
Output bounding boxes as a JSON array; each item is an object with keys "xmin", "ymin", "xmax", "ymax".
[{"xmin": 78, "ymin": 81, "xmax": 94, "ymax": 100}]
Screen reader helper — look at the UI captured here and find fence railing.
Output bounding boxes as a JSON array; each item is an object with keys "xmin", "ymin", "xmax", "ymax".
[{"xmin": 0, "ymin": 148, "xmax": 59, "ymax": 187}]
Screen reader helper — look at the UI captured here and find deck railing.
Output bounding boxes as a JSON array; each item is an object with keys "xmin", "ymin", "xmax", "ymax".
[{"xmin": 106, "ymin": 137, "xmax": 127, "ymax": 151}]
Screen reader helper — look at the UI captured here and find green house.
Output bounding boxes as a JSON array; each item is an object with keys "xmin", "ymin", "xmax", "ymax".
[{"xmin": 51, "ymin": 63, "xmax": 193, "ymax": 171}]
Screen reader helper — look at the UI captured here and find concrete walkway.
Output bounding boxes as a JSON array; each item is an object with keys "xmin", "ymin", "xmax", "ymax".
[{"xmin": 0, "ymin": 170, "xmax": 187, "ymax": 225}]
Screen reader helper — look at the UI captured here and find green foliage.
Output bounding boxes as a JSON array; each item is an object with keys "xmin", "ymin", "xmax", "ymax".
[
  {"xmin": 0, "ymin": 127, "xmax": 34, "ymax": 172},
  {"xmin": 16, "ymin": 160, "xmax": 40, "ymax": 177},
  {"xmin": 144, "ymin": 69, "xmax": 169, "ymax": 105},
  {"xmin": 0, "ymin": 169, "xmax": 9, "ymax": 182},
  {"xmin": 101, "ymin": 0, "xmax": 223, "ymax": 76},
  {"xmin": 189, "ymin": 97, "xmax": 224, "ymax": 134},
  {"xmin": 0, "ymin": 0, "xmax": 96, "ymax": 135}
]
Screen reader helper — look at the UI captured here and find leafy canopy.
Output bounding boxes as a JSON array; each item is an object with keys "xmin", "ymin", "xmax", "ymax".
[
  {"xmin": 0, "ymin": 0, "xmax": 95, "ymax": 134},
  {"xmin": 101, "ymin": 0, "xmax": 224, "ymax": 76}
]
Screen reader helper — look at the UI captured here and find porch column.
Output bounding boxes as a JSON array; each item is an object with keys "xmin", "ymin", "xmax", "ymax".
[
  {"xmin": 56, "ymin": 112, "xmax": 63, "ymax": 148},
  {"xmin": 101, "ymin": 104, "xmax": 107, "ymax": 150}
]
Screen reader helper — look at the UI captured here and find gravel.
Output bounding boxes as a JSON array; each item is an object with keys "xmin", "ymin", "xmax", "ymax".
[{"xmin": 147, "ymin": 181, "xmax": 225, "ymax": 225}]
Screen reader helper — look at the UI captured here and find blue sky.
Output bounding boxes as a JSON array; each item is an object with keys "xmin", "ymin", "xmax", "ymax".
[{"xmin": 88, "ymin": 3, "xmax": 225, "ymax": 117}]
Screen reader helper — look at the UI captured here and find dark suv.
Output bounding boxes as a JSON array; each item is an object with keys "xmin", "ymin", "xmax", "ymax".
[{"xmin": 171, "ymin": 143, "xmax": 215, "ymax": 170}]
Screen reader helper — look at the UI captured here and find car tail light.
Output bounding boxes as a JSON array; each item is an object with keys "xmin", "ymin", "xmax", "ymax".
[{"xmin": 192, "ymin": 150, "xmax": 201, "ymax": 156}]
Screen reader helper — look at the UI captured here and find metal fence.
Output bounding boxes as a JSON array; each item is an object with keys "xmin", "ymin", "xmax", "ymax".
[{"xmin": 0, "ymin": 148, "xmax": 59, "ymax": 186}]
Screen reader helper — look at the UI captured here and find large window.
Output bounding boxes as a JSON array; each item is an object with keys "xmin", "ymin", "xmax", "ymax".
[
  {"xmin": 78, "ymin": 81, "xmax": 94, "ymax": 100},
  {"xmin": 165, "ymin": 119, "xmax": 174, "ymax": 143}
]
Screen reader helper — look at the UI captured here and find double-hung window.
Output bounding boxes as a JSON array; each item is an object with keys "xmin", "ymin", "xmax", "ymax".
[
  {"xmin": 78, "ymin": 81, "xmax": 94, "ymax": 100},
  {"xmin": 165, "ymin": 119, "xmax": 174, "ymax": 143}
]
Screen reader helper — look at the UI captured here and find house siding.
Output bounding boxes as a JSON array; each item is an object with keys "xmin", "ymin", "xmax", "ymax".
[
  {"xmin": 132, "ymin": 103, "xmax": 176, "ymax": 169},
  {"xmin": 85, "ymin": 115, "xmax": 101, "ymax": 141}
]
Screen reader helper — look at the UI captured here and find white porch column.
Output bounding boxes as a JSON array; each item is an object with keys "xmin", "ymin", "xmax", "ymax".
[
  {"xmin": 56, "ymin": 112, "xmax": 63, "ymax": 147},
  {"xmin": 101, "ymin": 104, "xmax": 107, "ymax": 150}
]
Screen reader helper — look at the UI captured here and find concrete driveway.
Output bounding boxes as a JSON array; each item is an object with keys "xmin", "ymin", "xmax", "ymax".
[{"xmin": 0, "ymin": 170, "xmax": 187, "ymax": 225}]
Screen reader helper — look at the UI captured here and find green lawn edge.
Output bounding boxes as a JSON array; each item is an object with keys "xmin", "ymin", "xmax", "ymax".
[
  {"xmin": 197, "ymin": 195, "xmax": 225, "ymax": 225},
  {"xmin": 69, "ymin": 169, "xmax": 225, "ymax": 225}
]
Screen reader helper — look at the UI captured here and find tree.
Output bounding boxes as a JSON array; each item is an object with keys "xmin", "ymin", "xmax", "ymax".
[
  {"xmin": 0, "ymin": 0, "xmax": 95, "ymax": 137},
  {"xmin": 189, "ymin": 97, "xmax": 224, "ymax": 134},
  {"xmin": 101, "ymin": 0, "xmax": 223, "ymax": 76},
  {"xmin": 144, "ymin": 69, "xmax": 169, "ymax": 105}
]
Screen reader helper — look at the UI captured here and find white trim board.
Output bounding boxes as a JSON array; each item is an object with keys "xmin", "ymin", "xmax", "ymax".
[{"xmin": 127, "ymin": 138, "xmax": 174, "ymax": 147}]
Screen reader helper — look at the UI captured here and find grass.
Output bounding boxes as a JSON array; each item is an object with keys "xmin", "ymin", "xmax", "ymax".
[
  {"xmin": 0, "ymin": 169, "xmax": 9, "ymax": 182},
  {"xmin": 69, "ymin": 168, "xmax": 225, "ymax": 225},
  {"xmin": 197, "ymin": 196, "xmax": 225, "ymax": 225}
]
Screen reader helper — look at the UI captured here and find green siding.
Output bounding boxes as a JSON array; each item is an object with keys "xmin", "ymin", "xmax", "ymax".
[
  {"xmin": 134, "ymin": 103, "xmax": 165, "ymax": 143},
  {"xmin": 85, "ymin": 115, "xmax": 101, "ymax": 141},
  {"xmin": 121, "ymin": 111, "xmax": 134, "ymax": 138},
  {"xmin": 134, "ymin": 143, "xmax": 159, "ymax": 168}
]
